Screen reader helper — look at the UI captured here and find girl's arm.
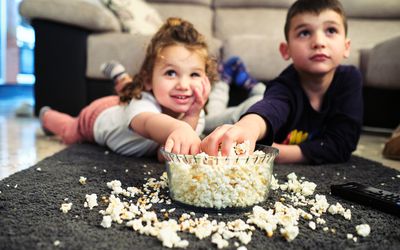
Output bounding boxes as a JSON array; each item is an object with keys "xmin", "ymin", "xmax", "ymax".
[{"xmin": 130, "ymin": 112, "xmax": 201, "ymax": 155}]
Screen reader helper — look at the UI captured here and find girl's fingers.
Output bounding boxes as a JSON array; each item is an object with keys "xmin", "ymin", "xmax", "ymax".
[{"xmin": 164, "ymin": 138, "xmax": 174, "ymax": 152}]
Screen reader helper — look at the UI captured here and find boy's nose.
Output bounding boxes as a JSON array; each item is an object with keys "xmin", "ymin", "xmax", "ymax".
[{"xmin": 312, "ymin": 31, "xmax": 326, "ymax": 49}]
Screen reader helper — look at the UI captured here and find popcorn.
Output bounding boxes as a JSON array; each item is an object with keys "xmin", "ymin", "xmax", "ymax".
[
  {"xmin": 280, "ymin": 225, "xmax": 299, "ymax": 242},
  {"xmin": 101, "ymin": 215, "xmax": 112, "ymax": 228},
  {"xmin": 64, "ymin": 155, "xmax": 373, "ymax": 248},
  {"xmin": 165, "ymin": 143, "xmax": 275, "ymax": 209},
  {"xmin": 60, "ymin": 202, "xmax": 72, "ymax": 213},
  {"xmin": 309, "ymin": 221, "xmax": 316, "ymax": 230},
  {"xmin": 84, "ymin": 194, "xmax": 98, "ymax": 210},
  {"xmin": 356, "ymin": 224, "xmax": 371, "ymax": 237},
  {"xmin": 79, "ymin": 176, "xmax": 87, "ymax": 185}
]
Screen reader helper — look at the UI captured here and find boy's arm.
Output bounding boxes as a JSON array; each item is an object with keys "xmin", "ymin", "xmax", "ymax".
[
  {"xmin": 130, "ymin": 112, "xmax": 201, "ymax": 155},
  {"xmin": 272, "ymin": 143, "xmax": 306, "ymax": 164}
]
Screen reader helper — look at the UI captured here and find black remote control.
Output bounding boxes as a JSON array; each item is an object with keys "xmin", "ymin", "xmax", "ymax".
[{"xmin": 330, "ymin": 182, "xmax": 400, "ymax": 217}]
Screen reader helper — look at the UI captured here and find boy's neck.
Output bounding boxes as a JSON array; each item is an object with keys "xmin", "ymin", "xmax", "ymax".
[
  {"xmin": 298, "ymin": 69, "xmax": 335, "ymax": 94},
  {"xmin": 298, "ymin": 69, "xmax": 336, "ymax": 111}
]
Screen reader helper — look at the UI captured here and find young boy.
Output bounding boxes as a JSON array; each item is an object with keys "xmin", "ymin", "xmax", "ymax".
[{"xmin": 201, "ymin": 0, "xmax": 363, "ymax": 164}]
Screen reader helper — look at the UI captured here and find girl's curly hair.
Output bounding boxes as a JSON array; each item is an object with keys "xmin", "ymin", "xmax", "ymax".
[{"xmin": 119, "ymin": 17, "xmax": 218, "ymax": 104}]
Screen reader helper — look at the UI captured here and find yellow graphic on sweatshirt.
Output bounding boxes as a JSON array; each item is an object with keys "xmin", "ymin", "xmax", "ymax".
[{"xmin": 283, "ymin": 129, "xmax": 309, "ymax": 145}]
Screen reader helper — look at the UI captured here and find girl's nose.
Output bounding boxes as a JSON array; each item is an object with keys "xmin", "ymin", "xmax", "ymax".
[{"xmin": 176, "ymin": 76, "xmax": 191, "ymax": 89}]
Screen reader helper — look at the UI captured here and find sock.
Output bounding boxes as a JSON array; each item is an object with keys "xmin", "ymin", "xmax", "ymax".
[
  {"xmin": 233, "ymin": 59, "xmax": 258, "ymax": 90},
  {"xmin": 39, "ymin": 106, "xmax": 54, "ymax": 136},
  {"xmin": 220, "ymin": 56, "xmax": 242, "ymax": 85},
  {"xmin": 100, "ymin": 61, "xmax": 126, "ymax": 82}
]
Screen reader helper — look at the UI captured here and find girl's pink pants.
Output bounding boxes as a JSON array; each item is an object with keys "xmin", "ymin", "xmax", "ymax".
[{"xmin": 42, "ymin": 96, "xmax": 120, "ymax": 144}]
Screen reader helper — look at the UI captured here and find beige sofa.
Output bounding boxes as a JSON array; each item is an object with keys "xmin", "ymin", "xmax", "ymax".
[{"xmin": 20, "ymin": 0, "xmax": 400, "ymax": 129}]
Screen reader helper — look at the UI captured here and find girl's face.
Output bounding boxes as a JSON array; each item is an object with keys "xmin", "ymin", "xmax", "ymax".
[
  {"xmin": 279, "ymin": 10, "xmax": 350, "ymax": 77},
  {"xmin": 147, "ymin": 45, "xmax": 207, "ymax": 116}
]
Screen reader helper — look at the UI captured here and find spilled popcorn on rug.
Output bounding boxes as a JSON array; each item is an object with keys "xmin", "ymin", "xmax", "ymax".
[{"xmin": 54, "ymin": 167, "xmax": 376, "ymax": 249}]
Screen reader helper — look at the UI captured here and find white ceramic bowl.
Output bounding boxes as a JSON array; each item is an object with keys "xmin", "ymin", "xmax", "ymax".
[{"xmin": 160, "ymin": 145, "xmax": 279, "ymax": 210}]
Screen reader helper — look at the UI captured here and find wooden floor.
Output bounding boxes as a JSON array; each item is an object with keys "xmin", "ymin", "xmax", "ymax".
[{"xmin": 0, "ymin": 93, "xmax": 399, "ymax": 180}]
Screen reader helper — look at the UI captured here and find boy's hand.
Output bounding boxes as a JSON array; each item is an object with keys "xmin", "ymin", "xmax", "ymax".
[
  {"xmin": 200, "ymin": 124, "xmax": 257, "ymax": 156},
  {"xmin": 201, "ymin": 114, "xmax": 265, "ymax": 156},
  {"xmin": 164, "ymin": 124, "xmax": 201, "ymax": 155}
]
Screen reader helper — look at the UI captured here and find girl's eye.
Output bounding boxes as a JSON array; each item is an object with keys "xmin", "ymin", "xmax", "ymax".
[
  {"xmin": 165, "ymin": 70, "xmax": 177, "ymax": 77},
  {"xmin": 191, "ymin": 72, "xmax": 201, "ymax": 77}
]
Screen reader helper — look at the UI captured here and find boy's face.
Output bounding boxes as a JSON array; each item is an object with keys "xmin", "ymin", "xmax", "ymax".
[
  {"xmin": 279, "ymin": 10, "xmax": 350, "ymax": 76},
  {"xmin": 148, "ymin": 45, "xmax": 207, "ymax": 116}
]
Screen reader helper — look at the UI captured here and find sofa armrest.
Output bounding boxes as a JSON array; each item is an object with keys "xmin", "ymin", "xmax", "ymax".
[
  {"xmin": 32, "ymin": 19, "xmax": 90, "ymax": 116},
  {"xmin": 365, "ymin": 36, "xmax": 400, "ymax": 89},
  {"xmin": 19, "ymin": 0, "xmax": 120, "ymax": 32}
]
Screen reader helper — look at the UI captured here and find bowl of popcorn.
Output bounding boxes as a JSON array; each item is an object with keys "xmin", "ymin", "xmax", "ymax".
[{"xmin": 160, "ymin": 142, "xmax": 279, "ymax": 210}]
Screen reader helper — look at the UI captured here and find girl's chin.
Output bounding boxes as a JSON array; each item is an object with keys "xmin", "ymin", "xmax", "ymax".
[{"xmin": 162, "ymin": 107, "xmax": 187, "ymax": 117}]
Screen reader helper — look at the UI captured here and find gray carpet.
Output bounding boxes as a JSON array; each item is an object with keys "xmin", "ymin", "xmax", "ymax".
[{"xmin": 0, "ymin": 143, "xmax": 399, "ymax": 250}]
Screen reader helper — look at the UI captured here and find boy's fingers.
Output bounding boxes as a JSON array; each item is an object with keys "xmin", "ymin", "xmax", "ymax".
[{"xmin": 201, "ymin": 125, "xmax": 232, "ymax": 155}]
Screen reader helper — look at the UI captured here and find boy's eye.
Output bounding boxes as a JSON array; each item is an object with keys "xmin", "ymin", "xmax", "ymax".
[
  {"xmin": 326, "ymin": 27, "xmax": 338, "ymax": 35},
  {"xmin": 298, "ymin": 30, "xmax": 310, "ymax": 38},
  {"xmin": 165, "ymin": 70, "xmax": 177, "ymax": 77}
]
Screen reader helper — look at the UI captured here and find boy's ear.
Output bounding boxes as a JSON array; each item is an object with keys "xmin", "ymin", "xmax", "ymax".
[
  {"xmin": 279, "ymin": 42, "xmax": 291, "ymax": 60},
  {"xmin": 343, "ymin": 38, "xmax": 351, "ymax": 59}
]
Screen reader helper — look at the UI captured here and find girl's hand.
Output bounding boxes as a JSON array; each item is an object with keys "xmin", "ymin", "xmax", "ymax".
[
  {"xmin": 185, "ymin": 76, "xmax": 211, "ymax": 117},
  {"xmin": 164, "ymin": 123, "xmax": 201, "ymax": 155}
]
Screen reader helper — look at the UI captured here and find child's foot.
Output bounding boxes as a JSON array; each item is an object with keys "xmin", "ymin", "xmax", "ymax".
[
  {"xmin": 231, "ymin": 58, "xmax": 258, "ymax": 90},
  {"xmin": 100, "ymin": 61, "xmax": 126, "ymax": 81},
  {"xmin": 39, "ymin": 106, "xmax": 53, "ymax": 136},
  {"xmin": 220, "ymin": 57, "xmax": 241, "ymax": 85}
]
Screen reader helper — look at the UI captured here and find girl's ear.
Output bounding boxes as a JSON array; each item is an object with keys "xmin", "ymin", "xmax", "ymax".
[
  {"xmin": 279, "ymin": 42, "xmax": 291, "ymax": 61},
  {"xmin": 144, "ymin": 79, "xmax": 152, "ymax": 91}
]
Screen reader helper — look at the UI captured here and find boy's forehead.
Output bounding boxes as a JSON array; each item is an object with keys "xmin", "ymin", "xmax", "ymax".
[{"xmin": 290, "ymin": 9, "xmax": 345, "ymax": 29}]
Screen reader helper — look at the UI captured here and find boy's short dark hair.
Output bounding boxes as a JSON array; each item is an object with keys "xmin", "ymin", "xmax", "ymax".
[{"xmin": 284, "ymin": 0, "xmax": 348, "ymax": 41}]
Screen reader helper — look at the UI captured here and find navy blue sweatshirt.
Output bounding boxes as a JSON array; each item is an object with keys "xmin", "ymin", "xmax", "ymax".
[{"xmin": 246, "ymin": 64, "xmax": 363, "ymax": 164}]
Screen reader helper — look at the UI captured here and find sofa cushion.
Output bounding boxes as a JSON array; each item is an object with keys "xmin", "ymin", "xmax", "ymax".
[
  {"xmin": 87, "ymin": 33, "xmax": 152, "ymax": 79},
  {"xmin": 214, "ymin": 8, "xmax": 287, "ymax": 41},
  {"xmin": 213, "ymin": 0, "xmax": 294, "ymax": 8},
  {"xmin": 222, "ymin": 35, "xmax": 290, "ymax": 81},
  {"xmin": 341, "ymin": 0, "xmax": 400, "ymax": 19},
  {"xmin": 365, "ymin": 36, "xmax": 400, "ymax": 89},
  {"xmin": 86, "ymin": 33, "xmax": 221, "ymax": 79},
  {"xmin": 151, "ymin": 3, "xmax": 214, "ymax": 39},
  {"xmin": 147, "ymin": 0, "xmax": 211, "ymax": 6},
  {"xmin": 345, "ymin": 19, "xmax": 400, "ymax": 68},
  {"xmin": 151, "ymin": 2, "xmax": 222, "ymax": 57},
  {"xmin": 19, "ymin": 0, "xmax": 121, "ymax": 32},
  {"xmin": 101, "ymin": 0, "xmax": 163, "ymax": 35}
]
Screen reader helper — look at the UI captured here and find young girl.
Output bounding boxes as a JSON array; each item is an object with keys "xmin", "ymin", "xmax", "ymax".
[{"xmin": 40, "ymin": 17, "xmax": 218, "ymax": 157}]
